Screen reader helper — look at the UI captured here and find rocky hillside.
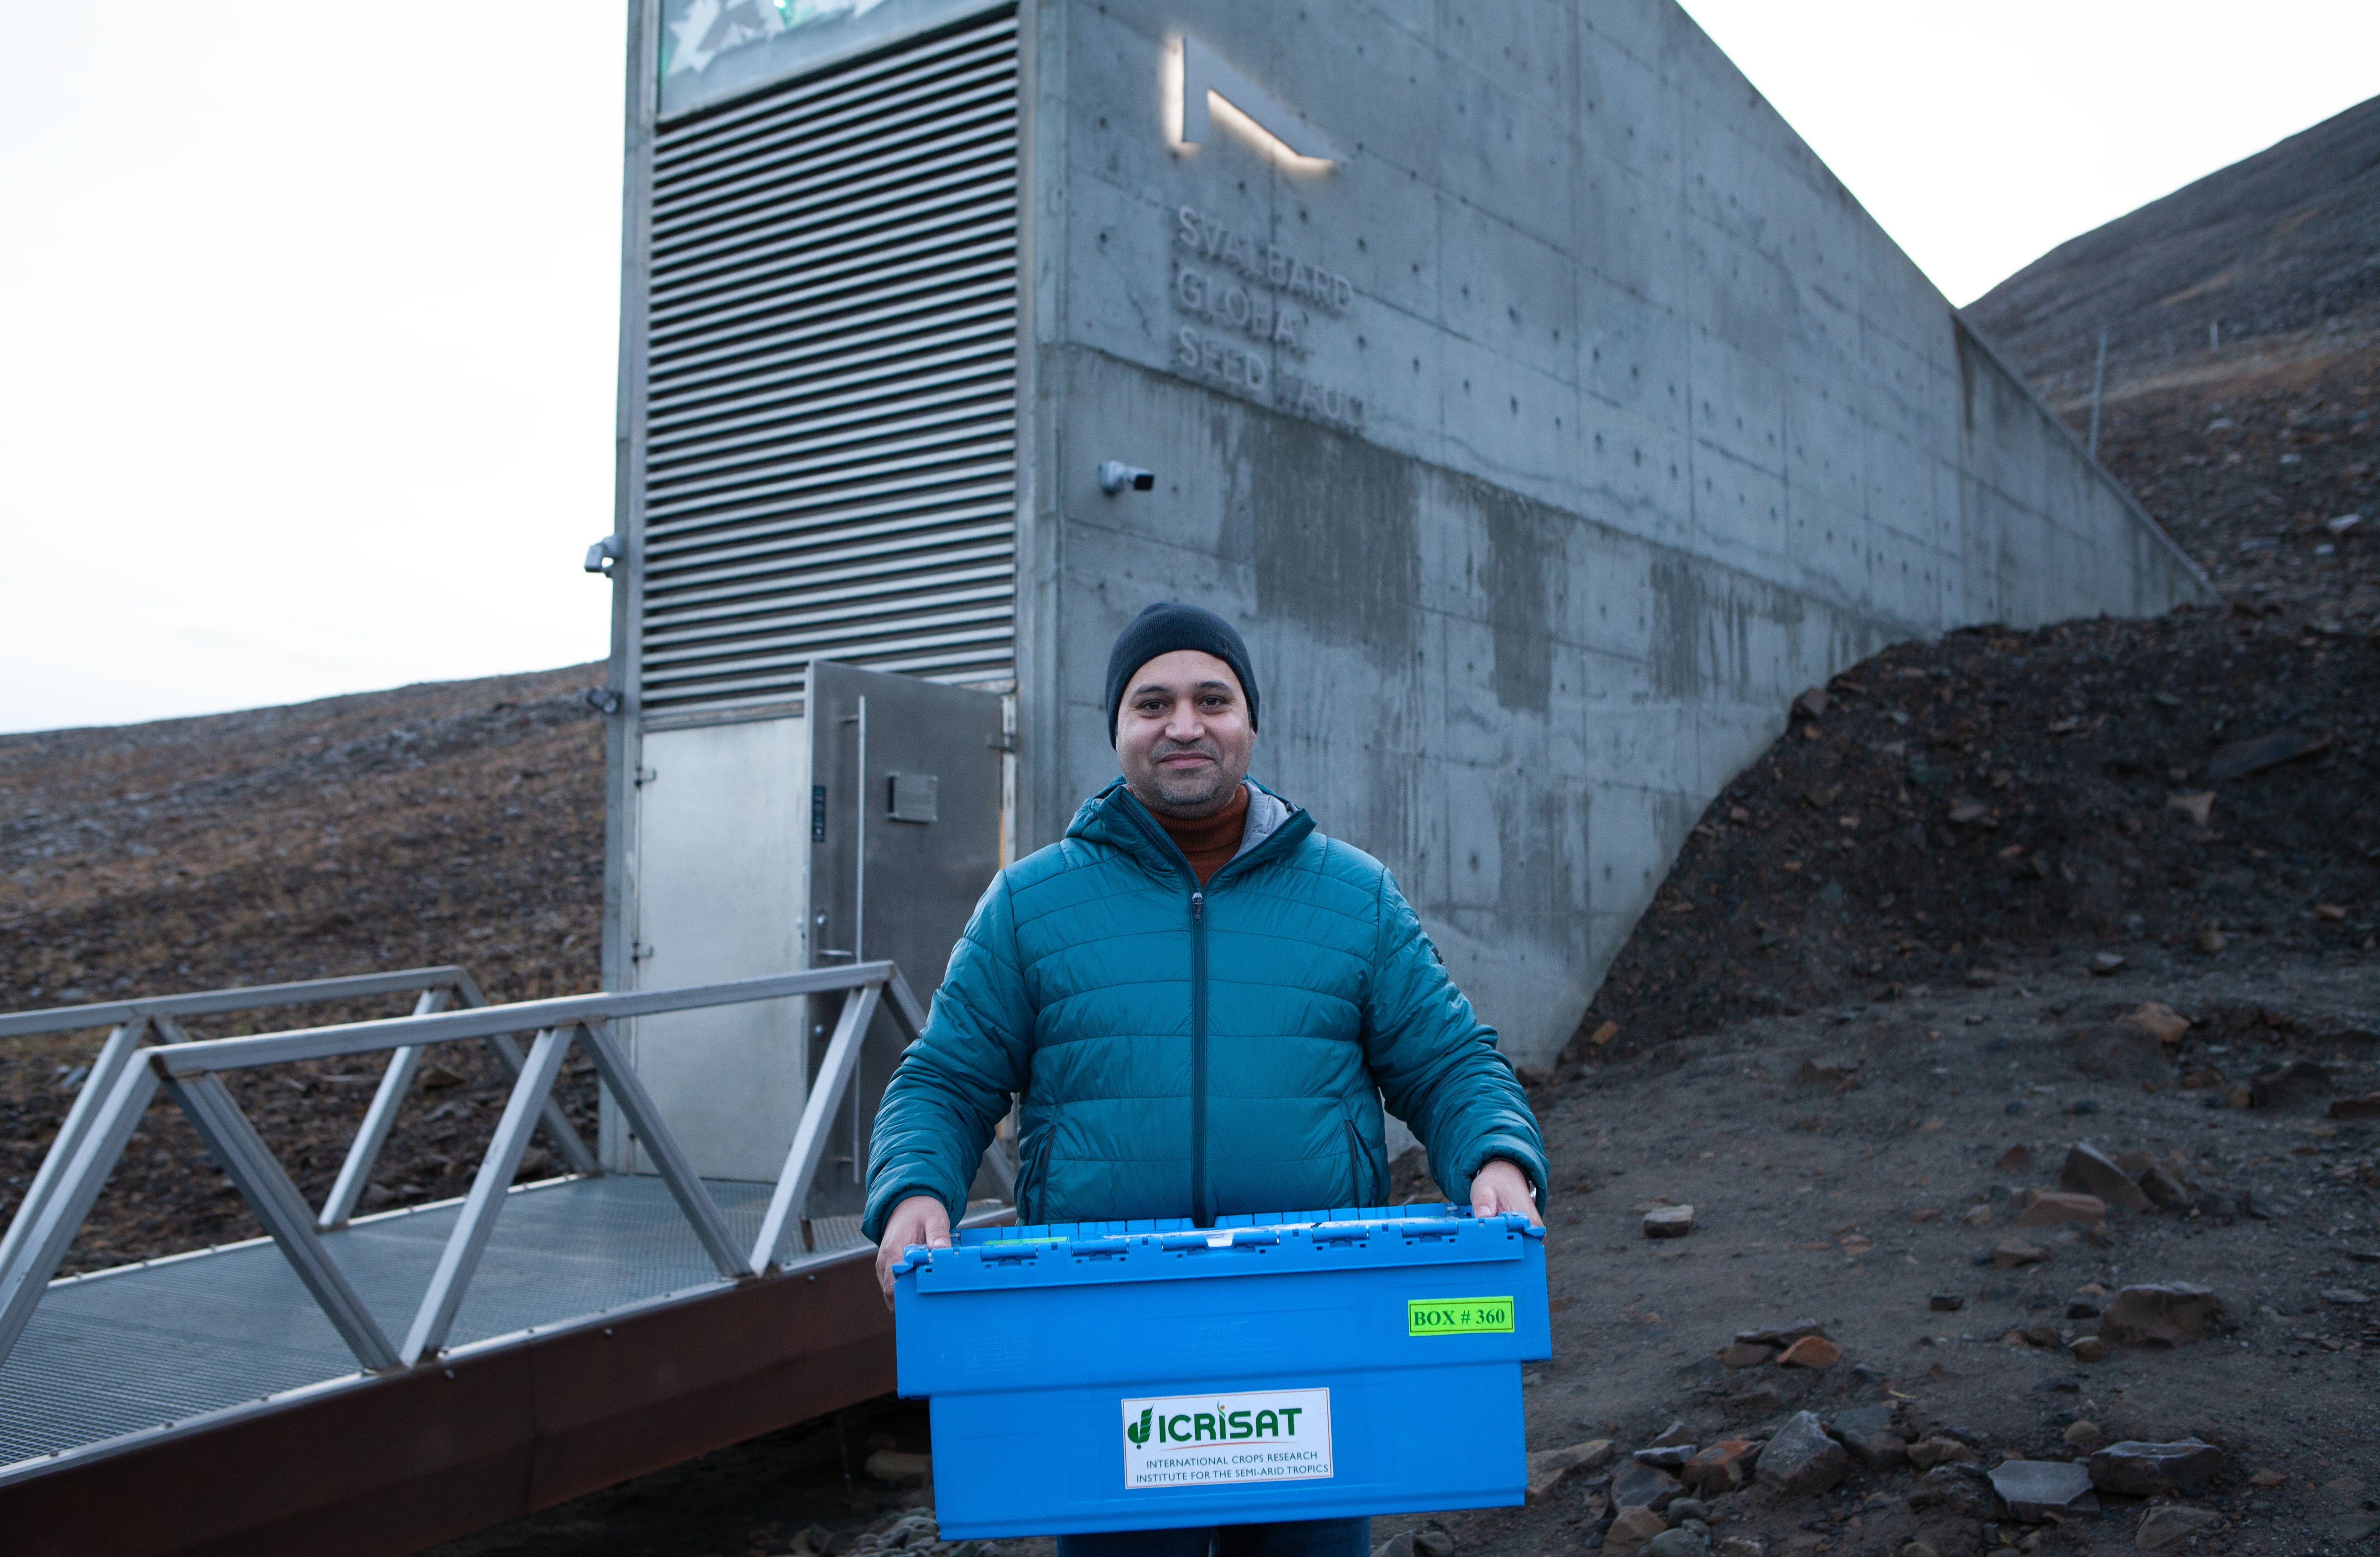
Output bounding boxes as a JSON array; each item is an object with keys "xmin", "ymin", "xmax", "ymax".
[
  {"xmin": 1965, "ymin": 94, "xmax": 2380, "ymax": 404},
  {"xmin": 0, "ymin": 665, "xmax": 609, "ymax": 1271}
]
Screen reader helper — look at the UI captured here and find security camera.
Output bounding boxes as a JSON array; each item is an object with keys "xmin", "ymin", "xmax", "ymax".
[{"xmin": 1098, "ymin": 461, "xmax": 1155, "ymax": 495}]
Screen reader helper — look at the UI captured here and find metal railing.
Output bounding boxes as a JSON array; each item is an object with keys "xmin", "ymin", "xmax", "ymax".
[
  {"xmin": 0, "ymin": 966, "xmax": 602, "ymax": 1284},
  {"xmin": 0, "ymin": 963, "xmax": 927, "ymax": 1374}
]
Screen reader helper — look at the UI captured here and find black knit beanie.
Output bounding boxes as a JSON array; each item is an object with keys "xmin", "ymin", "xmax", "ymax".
[{"xmin": 1103, "ymin": 602, "xmax": 1260, "ymax": 747}]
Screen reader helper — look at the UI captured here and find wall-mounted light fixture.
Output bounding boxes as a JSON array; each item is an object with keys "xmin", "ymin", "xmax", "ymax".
[
  {"xmin": 1099, "ymin": 461, "xmax": 1156, "ymax": 495},
  {"xmin": 584, "ymin": 536, "xmax": 623, "ymax": 577},
  {"xmin": 1168, "ymin": 36, "xmax": 1344, "ymax": 167}
]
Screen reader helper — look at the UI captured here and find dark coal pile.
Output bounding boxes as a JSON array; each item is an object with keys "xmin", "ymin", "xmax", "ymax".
[
  {"xmin": 0, "ymin": 664, "xmax": 609, "ymax": 1274},
  {"xmin": 1579, "ymin": 339, "xmax": 2380, "ymax": 1063},
  {"xmin": 1579, "ymin": 605, "xmax": 2377, "ymax": 1058}
]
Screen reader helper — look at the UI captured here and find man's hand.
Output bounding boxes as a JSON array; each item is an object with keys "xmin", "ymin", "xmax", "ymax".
[
  {"xmin": 1469, "ymin": 1158, "xmax": 1542, "ymax": 1227},
  {"xmin": 875, "ymin": 1193, "xmax": 952, "ymax": 1310}
]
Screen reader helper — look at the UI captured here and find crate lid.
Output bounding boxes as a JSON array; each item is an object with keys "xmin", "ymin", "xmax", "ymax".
[{"xmin": 891, "ymin": 1203, "xmax": 1544, "ymax": 1292}]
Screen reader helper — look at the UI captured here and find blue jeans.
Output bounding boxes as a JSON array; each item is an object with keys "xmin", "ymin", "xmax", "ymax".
[{"xmin": 1056, "ymin": 1517, "xmax": 1372, "ymax": 1557}]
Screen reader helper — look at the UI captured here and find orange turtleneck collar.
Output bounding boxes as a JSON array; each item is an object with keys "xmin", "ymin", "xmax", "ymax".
[{"xmin": 1154, "ymin": 783, "xmax": 1249, "ymax": 885}]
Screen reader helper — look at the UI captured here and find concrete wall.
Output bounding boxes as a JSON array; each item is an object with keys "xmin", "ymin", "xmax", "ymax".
[{"xmin": 1015, "ymin": 0, "xmax": 2211, "ymax": 1066}]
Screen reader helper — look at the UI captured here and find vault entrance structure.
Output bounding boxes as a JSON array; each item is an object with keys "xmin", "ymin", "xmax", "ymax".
[
  {"xmin": 0, "ymin": 3, "xmax": 2219, "ymax": 1551},
  {"xmin": 603, "ymin": 0, "xmax": 2210, "ymax": 1078}
]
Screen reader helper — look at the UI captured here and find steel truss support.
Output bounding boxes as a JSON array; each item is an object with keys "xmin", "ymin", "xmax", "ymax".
[
  {"xmin": 0, "ymin": 1060, "xmax": 162, "ymax": 1366},
  {"xmin": 401, "ymin": 1026, "xmax": 584, "ymax": 1363},
  {"xmin": 576, "ymin": 1019, "xmax": 753, "ymax": 1282},
  {"xmin": 0, "ymin": 1019, "xmax": 150, "ymax": 1284},
  {"xmin": 317, "ymin": 992, "xmax": 600, "ymax": 1231},
  {"xmin": 752, "ymin": 985, "xmax": 882, "ymax": 1272},
  {"xmin": 168, "ymin": 1071, "xmax": 403, "ymax": 1372}
]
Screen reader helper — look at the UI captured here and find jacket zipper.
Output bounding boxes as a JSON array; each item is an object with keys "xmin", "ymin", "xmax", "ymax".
[
  {"xmin": 1110, "ymin": 789, "xmax": 1302, "ymax": 1231},
  {"xmin": 1190, "ymin": 888, "xmax": 1209, "ymax": 1226}
]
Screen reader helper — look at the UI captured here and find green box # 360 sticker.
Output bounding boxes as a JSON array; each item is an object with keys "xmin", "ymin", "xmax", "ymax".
[{"xmin": 1407, "ymin": 1296, "xmax": 1514, "ymax": 1335}]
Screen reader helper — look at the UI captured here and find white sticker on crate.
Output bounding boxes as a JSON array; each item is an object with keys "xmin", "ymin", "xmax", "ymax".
[{"xmin": 1119, "ymin": 1388, "xmax": 1334, "ymax": 1489}]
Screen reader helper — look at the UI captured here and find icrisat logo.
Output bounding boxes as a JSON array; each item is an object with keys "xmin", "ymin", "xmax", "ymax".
[{"xmin": 1124, "ymin": 1400, "xmax": 1308, "ymax": 1446}]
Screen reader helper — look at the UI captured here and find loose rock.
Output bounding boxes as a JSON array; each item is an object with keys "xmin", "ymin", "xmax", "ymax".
[
  {"xmin": 1679, "ymin": 1438, "xmax": 1761, "ymax": 1494},
  {"xmin": 1644, "ymin": 1205, "xmax": 1697, "ymax": 1238},
  {"xmin": 1907, "ymin": 1462, "xmax": 1999, "ymax": 1518},
  {"xmin": 1993, "ymin": 1238, "xmax": 2049, "ymax": 1268},
  {"xmin": 1827, "ymin": 1404, "xmax": 1908, "ymax": 1467},
  {"xmin": 1642, "ymin": 1530, "xmax": 1707, "ymax": 1557},
  {"xmin": 2117, "ymin": 1002, "xmax": 2194, "ymax": 1043},
  {"xmin": 1634, "ymin": 1444, "xmax": 1697, "ymax": 1470},
  {"xmin": 2059, "ymin": 1021, "xmax": 2167, "ymax": 1080},
  {"xmin": 2132, "ymin": 1158, "xmax": 2193, "ymax": 1210},
  {"xmin": 1908, "ymin": 1436, "xmax": 1981, "ymax": 1470},
  {"xmin": 1989, "ymin": 1459, "xmax": 2099, "ymax": 1522},
  {"xmin": 2088, "ymin": 1439, "xmax": 2223, "ymax": 1496},
  {"xmin": 863, "ymin": 1449, "xmax": 931, "ymax": 1484},
  {"xmin": 1648, "ymin": 1419, "xmax": 1695, "ymax": 1448},
  {"xmin": 1524, "ymin": 1439, "xmax": 1614, "ymax": 1499},
  {"xmin": 1716, "ymin": 1342, "xmax": 1773, "ymax": 1368},
  {"xmin": 2062, "ymin": 1143, "xmax": 2154, "ymax": 1213},
  {"xmin": 1610, "ymin": 1460, "xmax": 1685, "ymax": 1513},
  {"xmin": 2205, "ymin": 727, "xmax": 2330, "ymax": 784},
  {"xmin": 1734, "ymin": 1321, "xmax": 1827, "ymax": 1347},
  {"xmin": 1775, "ymin": 1335, "xmax": 1841, "ymax": 1368},
  {"xmin": 2134, "ymin": 1504, "xmax": 2221, "ymax": 1551},
  {"xmin": 1930, "ymin": 1292, "xmax": 1965, "ymax": 1311},
  {"xmin": 2016, "ymin": 1190, "xmax": 2110, "ymax": 1229},
  {"xmin": 1607, "ymin": 1506, "xmax": 1668, "ymax": 1549},
  {"xmin": 1754, "ymin": 1410, "xmax": 1850, "ymax": 1497},
  {"xmin": 2070, "ymin": 1335, "xmax": 2106, "ymax": 1364},
  {"xmin": 2099, "ymin": 1283, "xmax": 2222, "ymax": 1346},
  {"xmin": 2249, "ymin": 1059, "xmax": 2334, "ymax": 1108},
  {"xmin": 2331, "ymin": 1094, "xmax": 2380, "ymax": 1121},
  {"xmin": 2062, "ymin": 1420, "xmax": 2103, "ymax": 1449}
]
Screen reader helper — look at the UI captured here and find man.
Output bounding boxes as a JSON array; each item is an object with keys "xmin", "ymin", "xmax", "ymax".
[{"xmin": 864, "ymin": 602, "xmax": 1547, "ymax": 1557}]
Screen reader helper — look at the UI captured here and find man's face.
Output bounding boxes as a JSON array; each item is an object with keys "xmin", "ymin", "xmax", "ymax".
[{"xmin": 1115, "ymin": 649, "xmax": 1254, "ymax": 819}]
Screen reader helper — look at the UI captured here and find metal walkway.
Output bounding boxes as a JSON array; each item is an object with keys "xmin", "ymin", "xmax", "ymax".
[
  {"xmin": 0, "ymin": 1177, "xmax": 865, "ymax": 1468},
  {"xmin": 0, "ymin": 964, "xmax": 1007, "ymax": 1557}
]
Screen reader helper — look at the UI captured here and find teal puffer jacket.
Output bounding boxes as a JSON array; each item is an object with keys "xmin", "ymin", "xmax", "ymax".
[{"xmin": 860, "ymin": 778, "xmax": 1547, "ymax": 1238}]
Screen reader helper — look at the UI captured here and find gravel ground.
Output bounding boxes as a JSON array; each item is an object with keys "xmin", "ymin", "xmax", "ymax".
[{"xmin": 420, "ymin": 958, "xmax": 2380, "ymax": 1557}]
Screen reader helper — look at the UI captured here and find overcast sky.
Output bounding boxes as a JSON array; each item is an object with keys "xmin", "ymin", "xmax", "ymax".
[{"xmin": 5, "ymin": 3, "xmax": 2375, "ymax": 735}]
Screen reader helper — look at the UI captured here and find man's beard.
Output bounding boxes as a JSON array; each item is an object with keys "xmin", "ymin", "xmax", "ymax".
[{"xmin": 1140, "ymin": 738, "xmax": 1236, "ymax": 815}]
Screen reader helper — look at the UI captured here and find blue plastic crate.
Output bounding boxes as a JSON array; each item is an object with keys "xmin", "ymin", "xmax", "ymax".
[{"xmin": 891, "ymin": 1204, "xmax": 1550, "ymax": 1538}]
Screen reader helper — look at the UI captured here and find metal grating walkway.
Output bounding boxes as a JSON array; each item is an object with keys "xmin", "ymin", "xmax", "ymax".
[{"xmin": 0, "ymin": 1177, "xmax": 868, "ymax": 1471}]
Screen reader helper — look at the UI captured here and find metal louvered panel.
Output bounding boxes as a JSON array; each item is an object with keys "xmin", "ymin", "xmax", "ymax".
[{"xmin": 641, "ymin": 11, "xmax": 1019, "ymax": 716}]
